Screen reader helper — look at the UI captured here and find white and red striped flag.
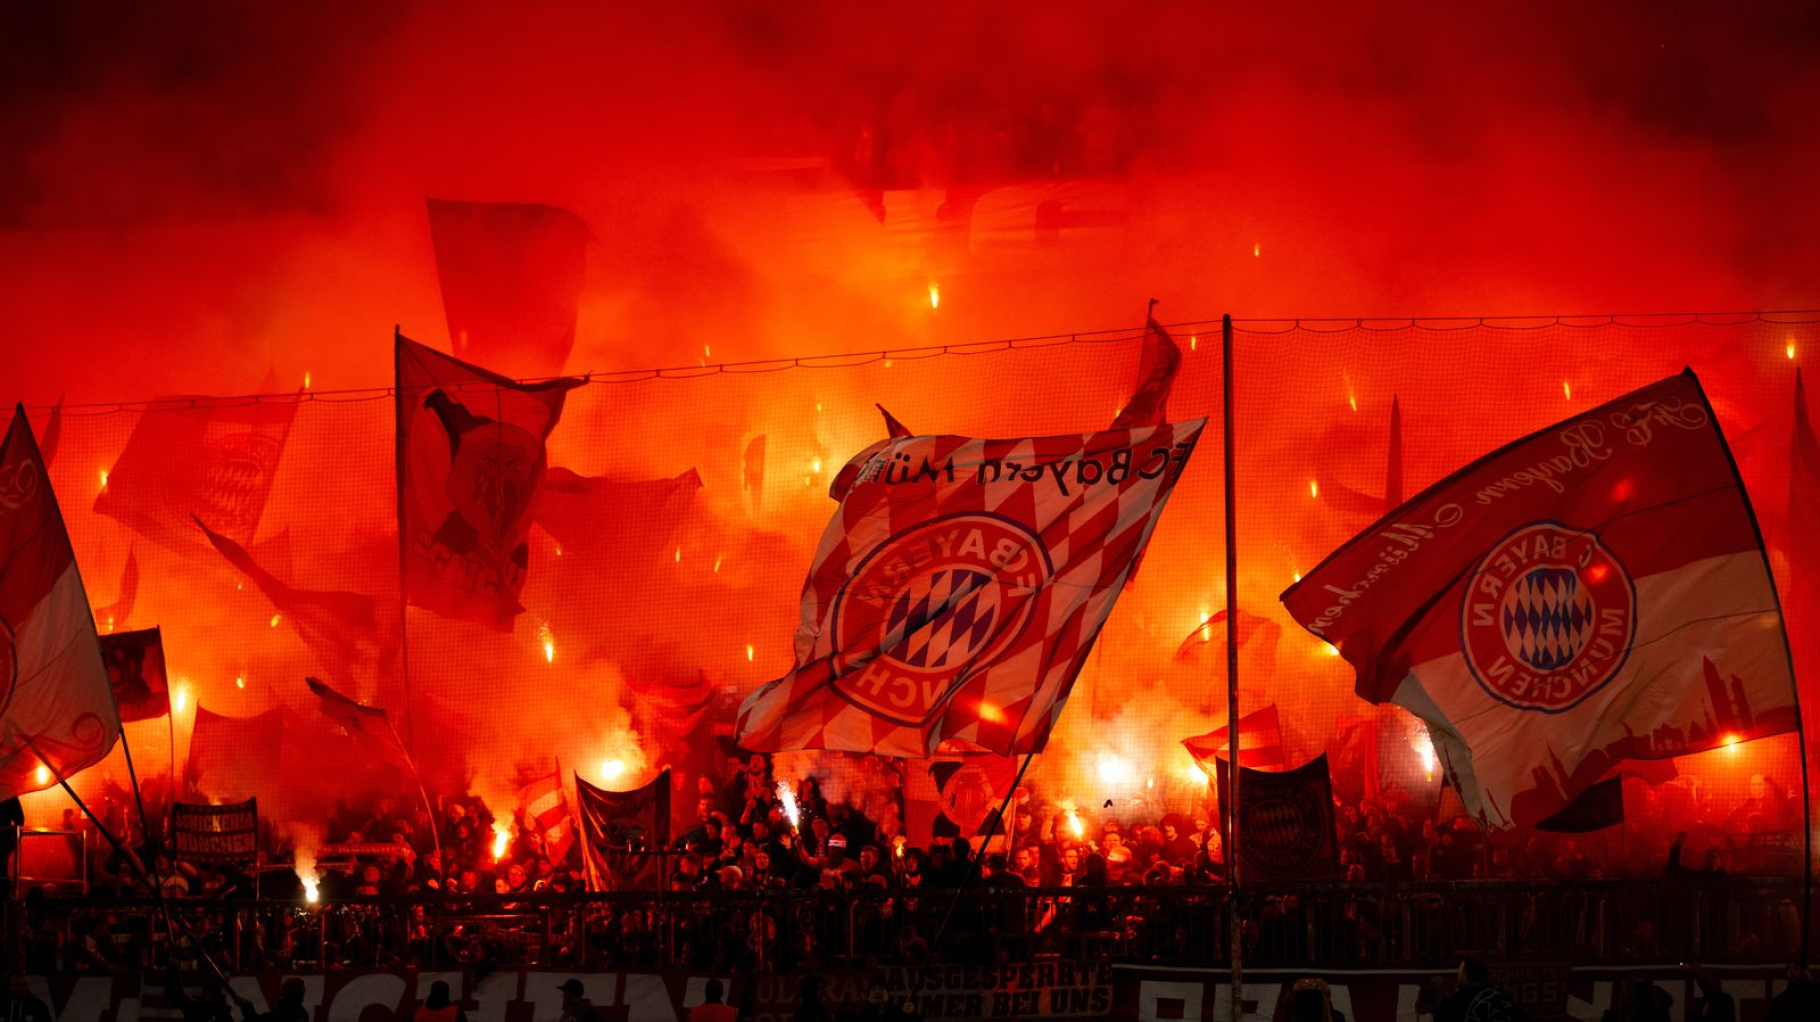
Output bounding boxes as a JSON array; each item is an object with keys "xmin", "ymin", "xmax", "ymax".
[
  {"xmin": 517, "ymin": 770, "xmax": 575, "ymax": 865},
  {"xmin": 738, "ymin": 419, "xmax": 1206, "ymax": 756},
  {"xmin": 0, "ymin": 405, "xmax": 119, "ymax": 798},
  {"xmin": 1283, "ymin": 371, "xmax": 1798, "ymax": 828},
  {"xmin": 1182, "ymin": 704, "xmax": 1287, "ymax": 771}
]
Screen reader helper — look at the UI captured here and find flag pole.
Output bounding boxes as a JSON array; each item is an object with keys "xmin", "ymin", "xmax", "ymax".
[
  {"xmin": 393, "ymin": 325, "xmax": 417, "ymax": 761},
  {"xmin": 384, "ymin": 719, "xmax": 443, "ymax": 879},
  {"xmin": 903, "ymin": 749, "xmax": 1035, "ymax": 1015},
  {"xmin": 1221, "ymin": 312, "xmax": 1244, "ymax": 1022}
]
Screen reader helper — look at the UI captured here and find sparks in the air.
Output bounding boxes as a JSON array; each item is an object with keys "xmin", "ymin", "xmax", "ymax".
[
  {"xmin": 1790, "ymin": 341, "xmax": 1798, "ymax": 360},
  {"xmin": 540, "ymin": 621, "xmax": 555, "ymax": 663},
  {"xmin": 811, "ymin": 458, "xmax": 821, "ymax": 473},
  {"xmin": 712, "ymin": 554, "xmax": 722, "ymax": 573},
  {"xmin": 777, "ymin": 781, "xmax": 802, "ymax": 830},
  {"xmin": 1410, "ymin": 728, "xmax": 1436, "ymax": 782},
  {"xmin": 674, "ymin": 547, "xmax": 681, "ymax": 564},
  {"xmin": 174, "ymin": 687, "xmax": 188, "ymax": 714},
  {"xmin": 269, "ymin": 614, "xmax": 281, "ymax": 628},
  {"xmin": 1060, "ymin": 800, "xmax": 1085, "ymax": 838},
  {"xmin": 1189, "ymin": 334, "xmax": 1198, "ymax": 351},
  {"xmin": 235, "ymin": 675, "xmax": 246, "ymax": 689},
  {"xmin": 1253, "ymin": 242, "xmax": 1261, "ymax": 257},
  {"xmin": 303, "ymin": 371, "xmax": 312, "ymax": 389},
  {"xmin": 928, "ymin": 282, "xmax": 940, "ymax": 309},
  {"xmin": 99, "ymin": 469, "xmax": 108, "ymax": 490},
  {"xmin": 745, "ymin": 643, "xmax": 754, "ymax": 662},
  {"xmin": 1563, "ymin": 380, "xmax": 1572, "ymax": 401},
  {"xmin": 1309, "ymin": 479, "xmax": 1319, "ymax": 499},
  {"xmin": 492, "ymin": 824, "xmax": 511, "ymax": 860}
]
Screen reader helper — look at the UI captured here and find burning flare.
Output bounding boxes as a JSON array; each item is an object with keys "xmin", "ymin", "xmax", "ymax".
[
  {"xmin": 776, "ymin": 781, "xmax": 802, "ymax": 831},
  {"xmin": 540, "ymin": 621, "xmax": 555, "ymax": 663},
  {"xmin": 293, "ymin": 827, "xmax": 323, "ymax": 905},
  {"xmin": 492, "ymin": 823, "xmax": 511, "ymax": 860},
  {"xmin": 1410, "ymin": 726, "xmax": 1436, "ymax": 782},
  {"xmin": 601, "ymin": 758, "xmax": 626, "ymax": 781},
  {"xmin": 1060, "ymin": 800, "xmax": 1085, "ymax": 839},
  {"xmin": 34, "ymin": 764, "xmax": 50, "ymax": 786},
  {"xmin": 927, "ymin": 282, "xmax": 940, "ymax": 309}
]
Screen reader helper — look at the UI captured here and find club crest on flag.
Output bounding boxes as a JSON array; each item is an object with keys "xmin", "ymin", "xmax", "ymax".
[
  {"xmin": 1243, "ymin": 782, "xmax": 1327, "ymax": 875},
  {"xmin": 830, "ymin": 514, "xmax": 1050, "ymax": 726},
  {"xmin": 1461, "ymin": 521, "xmax": 1636, "ymax": 713}
]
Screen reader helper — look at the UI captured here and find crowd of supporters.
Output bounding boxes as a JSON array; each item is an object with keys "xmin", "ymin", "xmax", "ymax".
[{"xmin": 10, "ymin": 753, "xmax": 1808, "ymax": 978}]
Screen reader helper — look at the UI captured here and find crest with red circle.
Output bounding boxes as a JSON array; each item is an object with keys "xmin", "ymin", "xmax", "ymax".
[
  {"xmin": 831, "ymin": 513, "xmax": 1050, "ymax": 726},
  {"xmin": 1460, "ymin": 521, "xmax": 1637, "ymax": 713}
]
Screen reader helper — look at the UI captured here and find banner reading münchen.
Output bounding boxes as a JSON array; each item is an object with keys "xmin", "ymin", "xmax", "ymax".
[
  {"xmin": 1283, "ymin": 370, "xmax": 1797, "ymax": 829},
  {"xmin": 739, "ymin": 419, "xmax": 1205, "ymax": 757}
]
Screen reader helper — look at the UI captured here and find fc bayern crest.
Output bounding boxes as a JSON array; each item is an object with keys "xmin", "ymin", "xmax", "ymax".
[
  {"xmin": 1242, "ymin": 781, "xmax": 1328, "ymax": 878},
  {"xmin": 831, "ymin": 513, "xmax": 1050, "ymax": 726},
  {"xmin": 1461, "ymin": 521, "xmax": 1637, "ymax": 713}
]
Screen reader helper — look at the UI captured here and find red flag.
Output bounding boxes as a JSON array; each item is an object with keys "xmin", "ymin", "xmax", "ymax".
[
  {"xmin": 738, "ymin": 418, "xmax": 1206, "ymax": 756},
  {"xmin": 878, "ymin": 404, "xmax": 913, "ymax": 439},
  {"xmin": 95, "ymin": 383, "xmax": 295, "ymax": 556},
  {"xmin": 396, "ymin": 334, "xmax": 582, "ymax": 631},
  {"xmin": 1215, "ymin": 754, "xmax": 1342, "ymax": 880},
  {"xmin": 624, "ymin": 669, "xmax": 713, "ymax": 740},
  {"xmin": 1175, "ymin": 609, "xmax": 1282, "ymax": 665},
  {"xmin": 1110, "ymin": 301, "xmax": 1182, "ymax": 430},
  {"xmin": 38, "ymin": 396, "xmax": 62, "ymax": 469},
  {"xmin": 532, "ymin": 466, "xmax": 701, "ymax": 556},
  {"xmin": 305, "ymin": 677, "xmax": 409, "ymax": 765},
  {"xmin": 574, "ymin": 768, "xmax": 670, "ymax": 891},
  {"xmin": 195, "ymin": 517, "xmax": 392, "ymax": 686},
  {"xmin": 904, "ymin": 755, "xmax": 1020, "ymax": 848},
  {"xmin": 99, "ymin": 627, "xmax": 168, "ymax": 722},
  {"xmin": 426, "ymin": 198, "xmax": 591, "ymax": 377},
  {"xmin": 185, "ymin": 705, "xmax": 283, "ymax": 802},
  {"xmin": 0, "ymin": 406, "xmax": 119, "ymax": 798},
  {"xmin": 1318, "ymin": 396, "xmax": 1404, "ymax": 516},
  {"xmin": 92, "ymin": 548, "xmax": 138, "ymax": 634},
  {"xmin": 1283, "ymin": 371, "xmax": 1798, "ymax": 828},
  {"xmin": 1182, "ymin": 705, "xmax": 1287, "ymax": 771},
  {"xmin": 517, "ymin": 770, "xmax": 575, "ymax": 866}
]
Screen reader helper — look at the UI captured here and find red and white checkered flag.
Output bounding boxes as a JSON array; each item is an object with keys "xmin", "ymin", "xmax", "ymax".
[
  {"xmin": 517, "ymin": 770, "xmax": 574, "ymax": 865},
  {"xmin": 738, "ymin": 419, "xmax": 1206, "ymax": 757}
]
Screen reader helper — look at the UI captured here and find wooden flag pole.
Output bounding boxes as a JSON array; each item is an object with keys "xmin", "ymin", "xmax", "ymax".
[{"xmin": 1221, "ymin": 312, "xmax": 1244, "ymax": 1022}]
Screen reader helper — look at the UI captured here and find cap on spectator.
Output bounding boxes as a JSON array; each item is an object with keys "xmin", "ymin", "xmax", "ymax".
[{"xmin": 557, "ymin": 980, "xmax": 584, "ymax": 997}]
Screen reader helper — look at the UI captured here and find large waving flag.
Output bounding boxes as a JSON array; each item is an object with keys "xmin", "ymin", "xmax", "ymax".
[
  {"xmin": 0, "ymin": 406, "xmax": 119, "ymax": 798},
  {"xmin": 396, "ymin": 334, "xmax": 582, "ymax": 631},
  {"xmin": 738, "ymin": 419, "xmax": 1206, "ymax": 757},
  {"xmin": 305, "ymin": 677, "xmax": 410, "ymax": 766},
  {"xmin": 1283, "ymin": 371, "xmax": 1798, "ymax": 828},
  {"xmin": 95, "ymin": 379, "xmax": 295, "ymax": 555},
  {"xmin": 196, "ymin": 517, "xmax": 393, "ymax": 687},
  {"xmin": 575, "ymin": 768, "xmax": 669, "ymax": 891},
  {"xmin": 426, "ymin": 198, "xmax": 591, "ymax": 377}
]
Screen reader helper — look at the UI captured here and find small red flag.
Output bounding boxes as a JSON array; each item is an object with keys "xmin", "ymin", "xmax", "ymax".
[
  {"xmin": 99, "ymin": 627, "xmax": 169, "ymax": 723},
  {"xmin": 517, "ymin": 770, "xmax": 575, "ymax": 866},
  {"xmin": 426, "ymin": 198, "xmax": 591, "ymax": 377},
  {"xmin": 1111, "ymin": 300, "xmax": 1182, "ymax": 430},
  {"xmin": 1183, "ymin": 705, "xmax": 1287, "ymax": 771}
]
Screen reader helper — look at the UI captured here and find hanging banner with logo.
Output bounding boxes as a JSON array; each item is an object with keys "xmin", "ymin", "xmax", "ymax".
[{"xmin": 172, "ymin": 798, "xmax": 258, "ymax": 863}]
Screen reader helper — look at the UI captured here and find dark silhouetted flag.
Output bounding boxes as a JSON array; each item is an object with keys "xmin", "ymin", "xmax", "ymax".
[
  {"xmin": 517, "ymin": 770, "xmax": 575, "ymax": 866},
  {"xmin": 396, "ymin": 334, "xmax": 582, "ymax": 631},
  {"xmin": 1536, "ymin": 775, "xmax": 1624, "ymax": 833},
  {"xmin": 1183, "ymin": 705, "xmax": 1287, "ymax": 771},
  {"xmin": 879, "ymin": 404, "xmax": 913, "ymax": 439},
  {"xmin": 532, "ymin": 466, "xmax": 701, "ymax": 557},
  {"xmin": 185, "ymin": 705, "xmax": 283, "ymax": 803},
  {"xmin": 0, "ymin": 406, "xmax": 119, "ymax": 799},
  {"xmin": 1319, "ymin": 396, "xmax": 1404, "ymax": 516},
  {"xmin": 905, "ymin": 755, "xmax": 1020, "ymax": 848},
  {"xmin": 625, "ymin": 669, "xmax": 713, "ymax": 741},
  {"xmin": 38, "ymin": 396, "xmax": 62, "ymax": 469},
  {"xmin": 739, "ymin": 418, "xmax": 1205, "ymax": 756},
  {"xmin": 1111, "ymin": 301, "xmax": 1182, "ymax": 430},
  {"xmin": 575, "ymin": 768, "xmax": 670, "ymax": 891},
  {"xmin": 99, "ymin": 627, "xmax": 168, "ymax": 722},
  {"xmin": 196, "ymin": 517, "xmax": 392, "ymax": 686},
  {"xmin": 1175, "ymin": 609, "xmax": 1282, "ymax": 668},
  {"xmin": 95, "ymin": 381, "xmax": 295, "ymax": 556},
  {"xmin": 1215, "ymin": 754, "xmax": 1342, "ymax": 881},
  {"xmin": 93, "ymin": 548, "xmax": 138, "ymax": 634},
  {"xmin": 305, "ymin": 677, "xmax": 409, "ymax": 765},
  {"xmin": 1284, "ymin": 371, "xmax": 1797, "ymax": 828},
  {"xmin": 742, "ymin": 434, "xmax": 766, "ymax": 515},
  {"xmin": 426, "ymin": 198, "xmax": 591, "ymax": 377}
]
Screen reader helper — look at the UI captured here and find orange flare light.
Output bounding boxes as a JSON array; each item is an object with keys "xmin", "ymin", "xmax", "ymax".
[
  {"xmin": 235, "ymin": 675, "xmax": 246, "ymax": 689},
  {"xmin": 746, "ymin": 644, "xmax": 754, "ymax": 662},
  {"xmin": 601, "ymin": 758, "xmax": 626, "ymax": 781},
  {"xmin": 98, "ymin": 469, "xmax": 108, "ymax": 490},
  {"xmin": 34, "ymin": 765, "xmax": 50, "ymax": 786},
  {"xmin": 928, "ymin": 283, "xmax": 940, "ymax": 309},
  {"xmin": 777, "ymin": 781, "xmax": 802, "ymax": 830},
  {"xmin": 1723, "ymin": 733, "xmax": 1742, "ymax": 753},
  {"xmin": 1309, "ymin": 479, "xmax": 1319, "ymax": 499},
  {"xmin": 492, "ymin": 824, "xmax": 511, "ymax": 860},
  {"xmin": 1563, "ymin": 381, "xmax": 1572, "ymax": 401}
]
